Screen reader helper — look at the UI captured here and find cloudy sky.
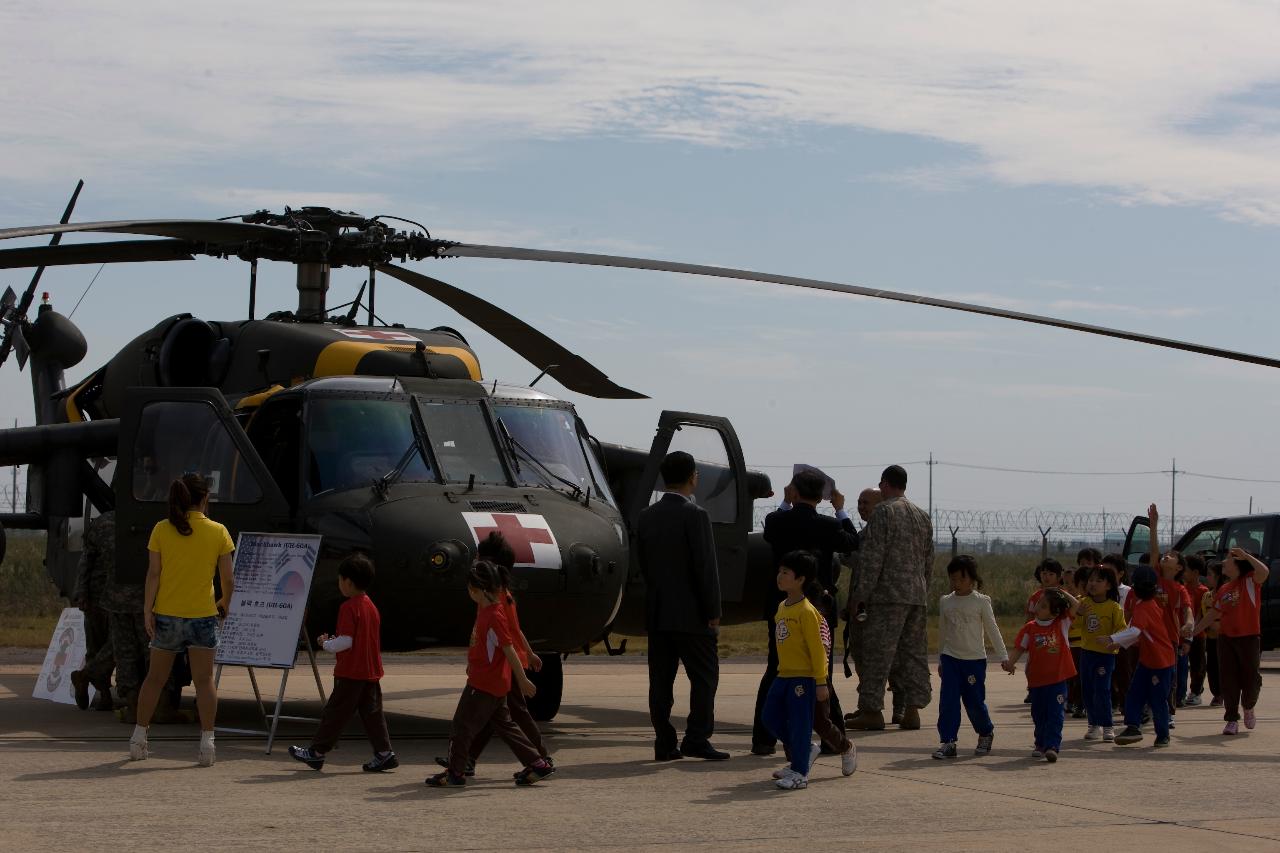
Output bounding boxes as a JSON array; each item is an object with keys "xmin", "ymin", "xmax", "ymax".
[{"xmin": 3, "ymin": 1, "xmax": 1280, "ymax": 537}]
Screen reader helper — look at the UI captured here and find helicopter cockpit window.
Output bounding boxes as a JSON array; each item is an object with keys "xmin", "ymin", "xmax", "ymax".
[
  {"xmin": 415, "ymin": 399, "xmax": 508, "ymax": 485},
  {"xmin": 306, "ymin": 398, "xmax": 435, "ymax": 495},
  {"xmin": 131, "ymin": 402, "xmax": 263, "ymax": 503},
  {"xmin": 494, "ymin": 403, "xmax": 616, "ymax": 506}
]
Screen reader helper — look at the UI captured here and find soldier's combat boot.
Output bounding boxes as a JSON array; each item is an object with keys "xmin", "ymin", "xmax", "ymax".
[
  {"xmin": 846, "ymin": 708, "xmax": 885, "ymax": 731},
  {"xmin": 899, "ymin": 706, "xmax": 921, "ymax": 730},
  {"xmin": 91, "ymin": 682, "xmax": 115, "ymax": 711},
  {"xmin": 70, "ymin": 670, "xmax": 91, "ymax": 710}
]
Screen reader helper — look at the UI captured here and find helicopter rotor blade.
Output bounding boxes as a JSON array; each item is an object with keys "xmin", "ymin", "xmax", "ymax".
[
  {"xmin": 0, "ymin": 218, "xmax": 293, "ymax": 244},
  {"xmin": 0, "ymin": 239, "xmax": 197, "ymax": 270},
  {"xmin": 378, "ymin": 263, "xmax": 647, "ymax": 399},
  {"xmin": 444, "ymin": 244, "xmax": 1280, "ymax": 371}
]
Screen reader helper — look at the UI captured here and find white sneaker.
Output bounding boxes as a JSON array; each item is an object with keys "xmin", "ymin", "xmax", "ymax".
[
  {"xmin": 198, "ymin": 744, "xmax": 216, "ymax": 767},
  {"xmin": 775, "ymin": 774, "xmax": 808, "ymax": 790},
  {"xmin": 840, "ymin": 744, "xmax": 858, "ymax": 776},
  {"xmin": 1031, "ymin": 750, "xmax": 1043, "ymax": 759},
  {"xmin": 1102, "ymin": 727, "xmax": 1115, "ymax": 743},
  {"xmin": 808, "ymin": 742, "xmax": 820, "ymax": 772},
  {"xmin": 128, "ymin": 738, "xmax": 148, "ymax": 761},
  {"xmin": 772, "ymin": 765, "xmax": 794, "ymax": 780},
  {"xmin": 1084, "ymin": 725, "xmax": 1100, "ymax": 740}
]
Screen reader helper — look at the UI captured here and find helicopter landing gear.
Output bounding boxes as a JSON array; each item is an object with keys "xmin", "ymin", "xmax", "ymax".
[{"xmin": 526, "ymin": 653, "xmax": 563, "ymax": 722}]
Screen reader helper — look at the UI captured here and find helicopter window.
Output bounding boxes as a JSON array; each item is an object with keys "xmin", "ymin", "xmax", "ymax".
[
  {"xmin": 246, "ymin": 400, "xmax": 301, "ymax": 512},
  {"xmin": 416, "ymin": 399, "xmax": 508, "ymax": 485},
  {"xmin": 494, "ymin": 404, "xmax": 616, "ymax": 506},
  {"xmin": 649, "ymin": 425, "xmax": 739, "ymax": 525},
  {"xmin": 131, "ymin": 402, "xmax": 263, "ymax": 504},
  {"xmin": 306, "ymin": 398, "xmax": 435, "ymax": 495}
]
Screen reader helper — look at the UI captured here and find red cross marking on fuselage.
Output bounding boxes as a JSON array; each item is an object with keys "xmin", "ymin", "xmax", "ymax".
[
  {"xmin": 345, "ymin": 329, "xmax": 416, "ymax": 341},
  {"xmin": 474, "ymin": 514, "xmax": 555, "ymax": 565}
]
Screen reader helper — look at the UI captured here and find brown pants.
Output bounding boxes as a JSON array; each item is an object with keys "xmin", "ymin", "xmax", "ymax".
[
  {"xmin": 470, "ymin": 679, "xmax": 547, "ymax": 760},
  {"xmin": 311, "ymin": 678, "xmax": 392, "ymax": 755},
  {"xmin": 449, "ymin": 684, "xmax": 541, "ymax": 777},
  {"xmin": 1218, "ymin": 634, "xmax": 1262, "ymax": 723},
  {"xmin": 813, "ymin": 695, "xmax": 851, "ymax": 754},
  {"xmin": 1187, "ymin": 635, "xmax": 1207, "ymax": 696}
]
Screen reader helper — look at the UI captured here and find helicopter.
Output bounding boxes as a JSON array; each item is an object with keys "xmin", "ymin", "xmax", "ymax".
[{"xmin": 3, "ymin": 185, "xmax": 1279, "ymax": 720}]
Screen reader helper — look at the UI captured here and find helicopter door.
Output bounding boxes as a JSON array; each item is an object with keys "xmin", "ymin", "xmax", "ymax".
[
  {"xmin": 1121, "ymin": 515, "xmax": 1151, "ymax": 575},
  {"xmin": 626, "ymin": 411, "xmax": 751, "ymax": 602},
  {"xmin": 116, "ymin": 388, "xmax": 292, "ymax": 584}
]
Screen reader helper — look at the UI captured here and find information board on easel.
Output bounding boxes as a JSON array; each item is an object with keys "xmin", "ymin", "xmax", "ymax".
[{"xmin": 215, "ymin": 532, "xmax": 325, "ymax": 753}]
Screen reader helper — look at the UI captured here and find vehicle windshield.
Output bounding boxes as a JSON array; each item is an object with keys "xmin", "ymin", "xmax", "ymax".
[
  {"xmin": 306, "ymin": 397, "xmax": 434, "ymax": 495},
  {"xmin": 415, "ymin": 398, "xmax": 509, "ymax": 485},
  {"xmin": 494, "ymin": 403, "xmax": 616, "ymax": 506}
]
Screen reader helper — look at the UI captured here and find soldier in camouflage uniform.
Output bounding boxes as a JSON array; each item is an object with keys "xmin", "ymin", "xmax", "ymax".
[
  {"xmin": 847, "ymin": 465, "xmax": 934, "ymax": 731},
  {"xmin": 71, "ymin": 511, "xmax": 119, "ymax": 711}
]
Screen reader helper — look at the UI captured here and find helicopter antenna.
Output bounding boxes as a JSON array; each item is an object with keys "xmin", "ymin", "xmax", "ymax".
[
  {"xmin": 67, "ymin": 263, "xmax": 106, "ymax": 319},
  {"xmin": 529, "ymin": 364, "xmax": 559, "ymax": 389}
]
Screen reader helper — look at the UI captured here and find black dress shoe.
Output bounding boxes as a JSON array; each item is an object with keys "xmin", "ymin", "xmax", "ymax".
[
  {"xmin": 654, "ymin": 749, "xmax": 683, "ymax": 761},
  {"xmin": 681, "ymin": 744, "xmax": 730, "ymax": 760},
  {"xmin": 750, "ymin": 744, "xmax": 777, "ymax": 756}
]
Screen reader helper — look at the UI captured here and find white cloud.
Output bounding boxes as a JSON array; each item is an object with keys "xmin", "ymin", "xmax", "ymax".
[{"xmin": 4, "ymin": 2, "xmax": 1280, "ymax": 224}]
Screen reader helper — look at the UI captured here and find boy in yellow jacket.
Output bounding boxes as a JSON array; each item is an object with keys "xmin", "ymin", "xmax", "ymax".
[{"xmin": 761, "ymin": 550, "xmax": 827, "ymax": 790}]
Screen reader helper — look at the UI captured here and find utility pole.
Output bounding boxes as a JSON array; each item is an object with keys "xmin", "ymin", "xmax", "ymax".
[
  {"xmin": 10, "ymin": 418, "xmax": 15, "ymax": 512},
  {"xmin": 1249, "ymin": 496, "xmax": 1253, "ymax": 514},
  {"xmin": 928, "ymin": 452, "xmax": 934, "ymax": 537},
  {"xmin": 1168, "ymin": 457, "xmax": 1178, "ymax": 543},
  {"xmin": 1101, "ymin": 507, "xmax": 1106, "ymax": 551}
]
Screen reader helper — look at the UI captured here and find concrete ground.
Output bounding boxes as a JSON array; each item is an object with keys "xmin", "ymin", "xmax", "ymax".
[{"xmin": 2, "ymin": 648, "xmax": 1279, "ymax": 852}]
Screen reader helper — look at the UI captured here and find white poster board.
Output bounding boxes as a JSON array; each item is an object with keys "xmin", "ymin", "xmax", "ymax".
[
  {"xmin": 216, "ymin": 533, "xmax": 321, "ymax": 669},
  {"xmin": 33, "ymin": 608, "xmax": 96, "ymax": 705},
  {"xmin": 792, "ymin": 463, "xmax": 837, "ymax": 500}
]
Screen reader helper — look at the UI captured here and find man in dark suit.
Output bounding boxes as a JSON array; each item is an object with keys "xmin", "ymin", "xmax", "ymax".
[
  {"xmin": 636, "ymin": 450, "xmax": 727, "ymax": 761},
  {"xmin": 751, "ymin": 469, "xmax": 859, "ymax": 754}
]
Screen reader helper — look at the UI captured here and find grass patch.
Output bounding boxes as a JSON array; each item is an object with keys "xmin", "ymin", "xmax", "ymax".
[{"xmin": 1, "ymin": 535, "xmax": 65, "ymax": 647}]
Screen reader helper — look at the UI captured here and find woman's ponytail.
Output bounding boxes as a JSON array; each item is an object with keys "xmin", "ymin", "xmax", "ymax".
[{"xmin": 167, "ymin": 473, "xmax": 210, "ymax": 536}]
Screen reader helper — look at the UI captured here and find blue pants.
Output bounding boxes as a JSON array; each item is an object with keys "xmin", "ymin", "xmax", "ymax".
[
  {"xmin": 1079, "ymin": 650, "xmax": 1116, "ymax": 727},
  {"xmin": 1176, "ymin": 650, "xmax": 1190, "ymax": 703},
  {"xmin": 1029, "ymin": 681, "xmax": 1068, "ymax": 752},
  {"xmin": 763, "ymin": 676, "xmax": 817, "ymax": 776},
  {"xmin": 1125, "ymin": 663, "xmax": 1173, "ymax": 739},
  {"xmin": 936, "ymin": 655, "xmax": 993, "ymax": 743}
]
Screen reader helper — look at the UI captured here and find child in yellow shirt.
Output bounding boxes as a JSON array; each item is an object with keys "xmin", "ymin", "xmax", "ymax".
[
  {"xmin": 1076, "ymin": 566, "xmax": 1126, "ymax": 741},
  {"xmin": 761, "ymin": 550, "xmax": 827, "ymax": 791}
]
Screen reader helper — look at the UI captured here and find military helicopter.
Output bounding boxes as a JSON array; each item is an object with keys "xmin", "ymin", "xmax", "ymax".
[{"xmin": 2, "ymin": 185, "xmax": 1278, "ymax": 719}]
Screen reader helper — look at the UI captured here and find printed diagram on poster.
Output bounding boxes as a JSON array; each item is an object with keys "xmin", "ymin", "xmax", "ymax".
[
  {"xmin": 33, "ymin": 608, "xmax": 97, "ymax": 705},
  {"xmin": 217, "ymin": 533, "xmax": 322, "ymax": 668}
]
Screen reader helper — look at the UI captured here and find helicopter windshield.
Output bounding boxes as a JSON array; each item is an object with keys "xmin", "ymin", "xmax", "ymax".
[
  {"xmin": 494, "ymin": 403, "xmax": 616, "ymax": 507},
  {"xmin": 306, "ymin": 397, "xmax": 434, "ymax": 495}
]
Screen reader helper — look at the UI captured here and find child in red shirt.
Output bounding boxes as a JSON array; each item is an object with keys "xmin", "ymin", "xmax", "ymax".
[
  {"xmin": 435, "ymin": 533, "xmax": 554, "ymax": 778},
  {"xmin": 1105, "ymin": 565, "xmax": 1175, "ymax": 747},
  {"xmin": 1192, "ymin": 548, "xmax": 1270, "ymax": 735},
  {"xmin": 427, "ymin": 560, "xmax": 555, "ymax": 787},
  {"xmin": 1004, "ymin": 587, "xmax": 1079, "ymax": 762},
  {"xmin": 1147, "ymin": 505, "xmax": 1193, "ymax": 727},
  {"xmin": 1019, "ymin": 558, "xmax": 1064, "ymax": 706},
  {"xmin": 289, "ymin": 554, "xmax": 397, "ymax": 772}
]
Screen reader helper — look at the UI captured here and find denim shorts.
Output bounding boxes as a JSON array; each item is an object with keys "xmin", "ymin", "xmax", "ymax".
[{"xmin": 151, "ymin": 614, "xmax": 220, "ymax": 653}]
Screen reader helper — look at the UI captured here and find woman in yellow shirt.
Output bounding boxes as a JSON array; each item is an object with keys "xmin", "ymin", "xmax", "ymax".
[{"xmin": 129, "ymin": 473, "xmax": 235, "ymax": 767}]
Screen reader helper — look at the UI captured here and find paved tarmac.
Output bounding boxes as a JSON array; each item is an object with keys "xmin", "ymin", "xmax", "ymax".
[{"xmin": 2, "ymin": 648, "xmax": 1279, "ymax": 852}]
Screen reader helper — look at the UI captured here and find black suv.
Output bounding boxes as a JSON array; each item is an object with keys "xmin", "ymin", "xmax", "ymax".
[{"xmin": 1123, "ymin": 514, "xmax": 1280, "ymax": 649}]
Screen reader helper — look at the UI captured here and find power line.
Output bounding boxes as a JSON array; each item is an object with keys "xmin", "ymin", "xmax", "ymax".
[
  {"xmin": 936, "ymin": 461, "xmax": 1163, "ymax": 477},
  {"xmin": 1180, "ymin": 470, "xmax": 1280, "ymax": 485}
]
